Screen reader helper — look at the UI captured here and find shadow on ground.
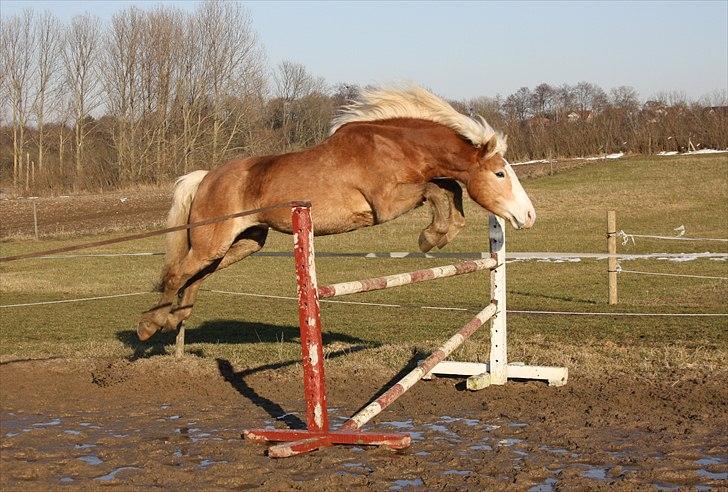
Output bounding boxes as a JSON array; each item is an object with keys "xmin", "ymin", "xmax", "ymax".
[{"xmin": 116, "ymin": 319, "xmax": 376, "ymax": 360}]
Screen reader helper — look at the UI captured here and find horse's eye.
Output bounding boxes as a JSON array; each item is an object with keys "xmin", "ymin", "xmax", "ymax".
[{"xmin": 494, "ymin": 171, "xmax": 505, "ymax": 178}]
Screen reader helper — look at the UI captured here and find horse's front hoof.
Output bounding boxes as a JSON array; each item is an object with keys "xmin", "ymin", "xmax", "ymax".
[
  {"xmin": 137, "ymin": 320, "xmax": 160, "ymax": 341},
  {"xmin": 418, "ymin": 230, "xmax": 442, "ymax": 253}
]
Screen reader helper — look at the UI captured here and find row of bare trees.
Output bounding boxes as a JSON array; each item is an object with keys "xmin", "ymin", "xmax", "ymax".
[
  {"xmin": 455, "ymin": 83, "xmax": 727, "ymax": 161},
  {"xmin": 1, "ymin": 1, "xmax": 726, "ymax": 194}
]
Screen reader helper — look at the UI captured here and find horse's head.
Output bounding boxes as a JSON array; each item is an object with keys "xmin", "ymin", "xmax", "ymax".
[{"xmin": 465, "ymin": 135, "xmax": 535, "ymax": 229}]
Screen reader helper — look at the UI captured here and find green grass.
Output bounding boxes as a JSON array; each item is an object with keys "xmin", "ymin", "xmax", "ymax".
[{"xmin": 1, "ymin": 154, "xmax": 726, "ymax": 376}]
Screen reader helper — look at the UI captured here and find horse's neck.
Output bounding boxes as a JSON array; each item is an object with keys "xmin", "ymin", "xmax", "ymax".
[{"xmin": 343, "ymin": 120, "xmax": 475, "ymax": 182}]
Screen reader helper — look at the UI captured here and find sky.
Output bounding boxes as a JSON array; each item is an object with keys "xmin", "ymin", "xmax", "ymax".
[{"xmin": 2, "ymin": 0, "xmax": 726, "ymax": 101}]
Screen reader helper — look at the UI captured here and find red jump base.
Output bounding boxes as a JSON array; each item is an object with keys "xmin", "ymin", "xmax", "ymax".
[{"xmin": 243, "ymin": 428, "xmax": 411, "ymax": 458}]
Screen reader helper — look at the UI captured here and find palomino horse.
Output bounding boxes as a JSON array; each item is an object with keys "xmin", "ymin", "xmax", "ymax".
[{"xmin": 137, "ymin": 86, "xmax": 535, "ymax": 343}]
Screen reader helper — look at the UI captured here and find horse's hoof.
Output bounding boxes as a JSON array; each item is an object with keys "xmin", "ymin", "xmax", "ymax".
[
  {"xmin": 418, "ymin": 232, "xmax": 436, "ymax": 253},
  {"xmin": 419, "ymin": 229, "xmax": 446, "ymax": 253},
  {"xmin": 137, "ymin": 320, "xmax": 160, "ymax": 341}
]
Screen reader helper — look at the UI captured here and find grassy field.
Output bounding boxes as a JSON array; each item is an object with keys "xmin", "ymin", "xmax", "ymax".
[{"xmin": 1, "ymin": 154, "xmax": 726, "ymax": 378}]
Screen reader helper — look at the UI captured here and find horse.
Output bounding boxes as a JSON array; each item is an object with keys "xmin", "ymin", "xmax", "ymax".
[{"xmin": 137, "ymin": 85, "xmax": 536, "ymax": 344}]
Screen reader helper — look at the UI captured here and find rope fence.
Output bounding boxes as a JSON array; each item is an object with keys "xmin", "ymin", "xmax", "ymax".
[
  {"xmin": 607, "ymin": 212, "xmax": 728, "ymax": 304},
  {"xmin": 2, "ymin": 287, "xmax": 726, "ymax": 317},
  {"xmin": 0, "ymin": 200, "xmax": 309, "ymax": 263}
]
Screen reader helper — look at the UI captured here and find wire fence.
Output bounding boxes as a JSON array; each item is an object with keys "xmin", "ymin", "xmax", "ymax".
[{"xmin": 2, "ymin": 287, "xmax": 726, "ymax": 317}]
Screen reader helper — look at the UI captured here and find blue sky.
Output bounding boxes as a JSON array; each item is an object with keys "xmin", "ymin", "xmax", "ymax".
[{"xmin": 2, "ymin": 0, "xmax": 726, "ymax": 100}]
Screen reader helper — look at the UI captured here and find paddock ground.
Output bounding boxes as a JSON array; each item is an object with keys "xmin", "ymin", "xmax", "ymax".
[{"xmin": 1, "ymin": 154, "xmax": 727, "ymax": 490}]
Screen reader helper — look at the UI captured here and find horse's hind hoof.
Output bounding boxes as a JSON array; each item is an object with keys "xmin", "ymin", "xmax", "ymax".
[{"xmin": 137, "ymin": 320, "xmax": 160, "ymax": 341}]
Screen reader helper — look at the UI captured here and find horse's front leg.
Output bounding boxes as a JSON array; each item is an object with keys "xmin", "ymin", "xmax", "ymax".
[
  {"xmin": 419, "ymin": 179, "xmax": 466, "ymax": 252},
  {"xmin": 433, "ymin": 178, "xmax": 465, "ymax": 249}
]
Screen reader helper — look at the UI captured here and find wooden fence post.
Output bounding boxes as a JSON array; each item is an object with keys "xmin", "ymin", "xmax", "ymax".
[
  {"xmin": 607, "ymin": 210, "xmax": 618, "ymax": 305},
  {"xmin": 33, "ymin": 202, "xmax": 39, "ymax": 241}
]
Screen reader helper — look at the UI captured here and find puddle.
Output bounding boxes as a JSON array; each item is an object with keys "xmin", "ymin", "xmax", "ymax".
[
  {"xmin": 74, "ymin": 443, "xmax": 96, "ymax": 450},
  {"xmin": 199, "ymin": 459, "xmax": 228, "ymax": 469},
  {"xmin": 415, "ymin": 450, "xmax": 430, "ymax": 456},
  {"xmin": 529, "ymin": 477, "xmax": 557, "ymax": 492},
  {"xmin": 64, "ymin": 430, "xmax": 81, "ymax": 436},
  {"xmin": 59, "ymin": 477, "xmax": 74, "ymax": 484},
  {"xmin": 654, "ymin": 482, "xmax": 680, "ymax": 491},
  {"xmin": 442, "ymin": 469, "xmax": 471, "ymax": 476},
  {"xmin": 696, "ymin": 456, "xmax": 725, "ymax": 466},
  {"xmin": 95, "ymin": 466, "xmax": 140, "ymax": 481},
  {"xmin": 390, "ymin": 478, "xmax": 424, "ymax": 490},
  {"xmin": 696, "ymin": 469, "xmax": 728, "ymax": 480},
  {"xmin": 470, "ymin": 443, "xmax": 493, "ymax": 451},
  {"xmin": 508, "ymin": 421, "xmax": 528, "ymax": 429},
  {"xmin": 78, "ymin": 454, "xmax": 103, "ymax": 466},
  {"xmin": 498, "ymin": 438, "xmax": 523, "ymax": 447},
  {"xmin": 540, "ymin": 445, "xmax": 568, "ymax": 454},
  {"xmin": 424, "ymin": 423, "xmax": 461, "ymax": 441},
  {"xmin": 381, "ymin": 420, "xmax": 414, "ymax": 430},
  {"xmin": 439, "ymin": 416, "xmax": 480, "ymax": 427},
  {"xmin": 33, "ymin": 418, "xmax": 61, "ymax": 427},
  {"xmin": 581, "ymin": 466, "xmax": 607, "ymax": 480}
]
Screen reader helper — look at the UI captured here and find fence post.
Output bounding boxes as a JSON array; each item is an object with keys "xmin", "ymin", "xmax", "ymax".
[
  {"xmin": 32, "ymin": 202, "xmax": 39, "ymax": 241},
  {"xmin": 607, "ymin": 210, "xmax": 618, "ymax": 305}
]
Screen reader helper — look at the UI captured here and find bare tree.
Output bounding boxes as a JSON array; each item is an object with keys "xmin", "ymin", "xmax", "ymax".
[
  {"xmin": 610, "ymin": 86, "xmax": 639, "ymax": 111},
  {"xmin": 103, "ymin": 6, "xmax": 144, "ymax": 183},
  {"xmin": 196, "ymin": 0, "xmax": 266, "ymax": 164},
  {"xmin": 1, "ymin": 10, "xmax": 36, "ymax": 189},
  {"xmin": 63, "ymin": 13, "xmax": 102, "ymax": 185},
  {"xmin": 504, "ymin": 87, "xmax": 531, "ymax": 122},
  {"xmin": 530, "ymin": 83, "xmax": 556, "ymax": 116},
  {"xmin": 33, "ymin": 11, "xmax": 63, "ymax": 180}
]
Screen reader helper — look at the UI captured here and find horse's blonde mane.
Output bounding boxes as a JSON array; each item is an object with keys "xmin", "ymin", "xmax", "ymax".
[{"xmin": 330, "ymin": 85, "xmax": 507, "ymax": 156}]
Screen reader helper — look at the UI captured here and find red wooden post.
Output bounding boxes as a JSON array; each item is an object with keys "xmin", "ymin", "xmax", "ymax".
[{"xmin": 291, "ymin": 205, "xmax": 329, "ymax": 432}]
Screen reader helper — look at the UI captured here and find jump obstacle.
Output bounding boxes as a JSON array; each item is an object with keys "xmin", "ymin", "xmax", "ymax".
[{"xmin": 243, "ymin": 205, "xmax": 568, "ymax": 458}]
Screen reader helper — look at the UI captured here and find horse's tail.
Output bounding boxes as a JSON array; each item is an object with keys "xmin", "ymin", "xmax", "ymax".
[{"xmin": 156, "ymin": 170, "xmax": 209, "ymax": 292}]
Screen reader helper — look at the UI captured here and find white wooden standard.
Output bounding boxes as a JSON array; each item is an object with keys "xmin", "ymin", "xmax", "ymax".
[{"xmin": 426, "ymin": 213, "xmax": 568, "ymax": 390}]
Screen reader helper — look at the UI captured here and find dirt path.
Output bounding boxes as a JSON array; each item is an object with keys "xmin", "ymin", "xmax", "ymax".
[{"xmin": 1, "ymin": 357, "xmax": 726, "ymax": 491}]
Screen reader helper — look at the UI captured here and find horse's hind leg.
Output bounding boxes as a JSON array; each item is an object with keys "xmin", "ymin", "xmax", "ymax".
[
  {"xmin": 164, "ymin": 226, "xmax": 269, "ymax": 358},
  {"xmin": 137, "ymin": 248, "xmax": 219, "ymax": 341}
]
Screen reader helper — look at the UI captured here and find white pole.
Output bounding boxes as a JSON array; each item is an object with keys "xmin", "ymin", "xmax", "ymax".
[{"xmin": 488, "ymin": 213, "xmax": 507, "ymax": 385}]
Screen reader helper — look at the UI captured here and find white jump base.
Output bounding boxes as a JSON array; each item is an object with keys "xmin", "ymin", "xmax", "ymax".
[{"xmin": 425, "ymin": 214, "xmax": 568, "ymax": 390}]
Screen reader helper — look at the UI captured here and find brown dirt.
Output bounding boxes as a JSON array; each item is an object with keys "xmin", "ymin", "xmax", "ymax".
[
  {"xmin": 1, "ymin": 357, "xmax": 726, "ymax": 491},
  {"xmin": 0, "ymin": 188, "xmax": 172, "ymax": 239}
]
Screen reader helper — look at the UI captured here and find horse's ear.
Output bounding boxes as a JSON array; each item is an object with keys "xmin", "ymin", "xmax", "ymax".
[{"xmin": 480, "ymin": 135, "xmax": 500, "ymax": 158}]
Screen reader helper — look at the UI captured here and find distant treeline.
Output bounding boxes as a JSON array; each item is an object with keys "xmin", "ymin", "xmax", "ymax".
[{"xmin": 2, "ymin": 1, "xmax": 727, "ymax": 194}]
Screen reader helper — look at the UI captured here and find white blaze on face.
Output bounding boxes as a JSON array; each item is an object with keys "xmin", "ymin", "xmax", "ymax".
[{"xmin": 504, "ymin": 162, "xmax": 536, "ymax": 229}]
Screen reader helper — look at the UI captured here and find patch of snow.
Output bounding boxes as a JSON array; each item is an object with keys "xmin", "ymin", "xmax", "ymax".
[
  {"xmin": 657, "ymin": 151, "xmax": 678, "ymax": 156},
  {"xmin": 582, "ymin": 152, "xmax": 624, "ymax": 161},
  {"xmin": 511, "ymin": 159, "xmax": 551, "ymax": 166},
  {"xmin": 684, "ymin": 148, "xmax": 728, "ymax": 155}
]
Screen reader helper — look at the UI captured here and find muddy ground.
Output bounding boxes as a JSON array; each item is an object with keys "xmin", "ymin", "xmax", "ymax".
[{"xmin": 1, "ymin": 357, "xmax": 726, "ymax": 491}]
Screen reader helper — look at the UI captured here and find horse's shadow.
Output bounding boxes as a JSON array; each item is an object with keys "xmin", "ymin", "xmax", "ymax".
[
  {"xmin": 115, "ymin": 319, "xmax": 380, "ymax": 429},
  {"xmin": 116, "ymin": 319, "xmax": 373, "ymax": 361}
]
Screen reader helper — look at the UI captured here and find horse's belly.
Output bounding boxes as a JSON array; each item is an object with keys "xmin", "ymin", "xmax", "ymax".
[{"xmin": 264, "ymin": 195, "xmax": 375, "ymax": 236}]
